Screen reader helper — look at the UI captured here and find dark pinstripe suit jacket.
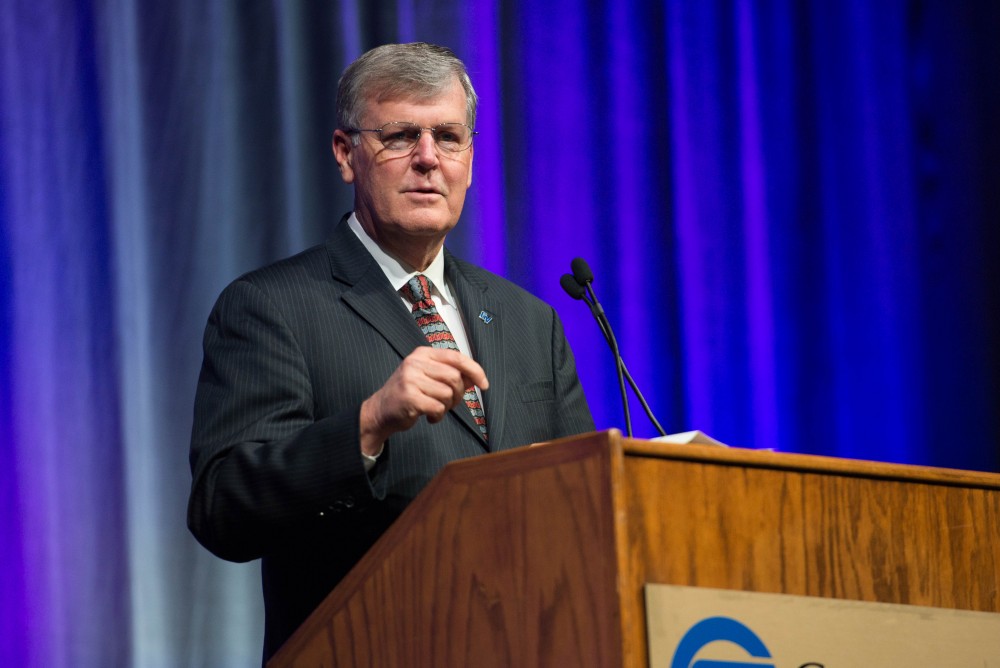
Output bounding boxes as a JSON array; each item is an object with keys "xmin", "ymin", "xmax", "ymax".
[{"xmin": 187, "ymin": 215, "xmax": 594, "ymax": 659}]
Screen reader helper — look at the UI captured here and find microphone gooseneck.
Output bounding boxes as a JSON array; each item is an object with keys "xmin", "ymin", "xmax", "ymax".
[
  {"xmin": 566, "ymin": 258, "xmax": 630, "ymax": 437},
  {"xmin": 560, "ymin": 259, "xmax": 667, "ymax": 438}
]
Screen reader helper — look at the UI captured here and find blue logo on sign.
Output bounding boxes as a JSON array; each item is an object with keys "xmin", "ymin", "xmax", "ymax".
[{"xmin": 671, "ymin": 616, "xmax": 774, "ymax": 668}]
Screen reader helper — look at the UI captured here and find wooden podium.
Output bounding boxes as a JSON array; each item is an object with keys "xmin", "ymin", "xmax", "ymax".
[{"xmin": 268, "ymin": 430, "xmax": 1000, "ymax": 667}]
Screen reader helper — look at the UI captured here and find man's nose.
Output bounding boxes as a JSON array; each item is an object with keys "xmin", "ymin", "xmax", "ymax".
[{"xmin": 410, "ymin": 131, "xmax": 439, "ymax": 168}]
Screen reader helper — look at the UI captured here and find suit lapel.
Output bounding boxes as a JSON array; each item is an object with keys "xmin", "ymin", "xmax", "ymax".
[
  {"xmin": 326, "ymin": 217, "xmax": 491, "ymax": 448},
  {"xmin": 341, "ymin": 267, "xmax": 430, "ymax": 360},
  {"xmin": 327, "ymin": 217, "xmax": 428, "ymax": 360},
  {"xmin": 446, "ymin": 254, "xmax": 506, "ymax": 451}
]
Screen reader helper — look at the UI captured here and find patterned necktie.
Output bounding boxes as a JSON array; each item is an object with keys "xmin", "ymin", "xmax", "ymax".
[{"xmin": 400, "ymin": 274, "xmax": 488, "ymax": 440}]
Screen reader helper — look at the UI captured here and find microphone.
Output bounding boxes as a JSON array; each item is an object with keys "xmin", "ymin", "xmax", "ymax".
[
  {"xmin": 570, "ymin": 257, "xmax": 593, "ymax": 286},
  {"xmin": 559, "ymin": 273, "xmax": 586, "ymax": 301},
  {"xmin": 560, "ymin": 258, "xmax": 666, "ymax": 437}
]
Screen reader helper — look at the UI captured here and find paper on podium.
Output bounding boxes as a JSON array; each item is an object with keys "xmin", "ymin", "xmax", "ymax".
[{"xmin": 651, "ymin": 430, "xmax": 729, "ymax": 447}]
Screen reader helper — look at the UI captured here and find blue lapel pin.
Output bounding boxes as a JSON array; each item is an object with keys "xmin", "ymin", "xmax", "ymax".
[{"xmin": 478, "ymin": 310, "xmax": 494, "ymax": 324}]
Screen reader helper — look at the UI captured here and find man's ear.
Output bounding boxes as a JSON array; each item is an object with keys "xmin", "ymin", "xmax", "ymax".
[{"xmin": 332, "ymin": 130, "xmax": 356, "ymax": 184}]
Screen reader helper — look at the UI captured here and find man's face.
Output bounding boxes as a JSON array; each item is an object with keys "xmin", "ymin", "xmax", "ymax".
[{"xmin": 333, "ymin": 79, "xmax": 474, "ymax": 257}]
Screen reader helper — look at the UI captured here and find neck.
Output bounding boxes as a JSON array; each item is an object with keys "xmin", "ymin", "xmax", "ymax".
[{"xmin": 397, "ymin": 238, "xmax": 444, "ymax": 272}]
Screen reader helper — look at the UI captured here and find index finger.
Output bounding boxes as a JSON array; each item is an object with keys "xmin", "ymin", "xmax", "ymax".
[{"xmin": 428, "ymin": 348, "xmax": 489, "ymax": 390}]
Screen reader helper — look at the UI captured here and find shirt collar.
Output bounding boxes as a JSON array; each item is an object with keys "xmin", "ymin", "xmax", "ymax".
[{"xmin": 347, "ymin": 212, "xmax": 452, "ymax": 305}]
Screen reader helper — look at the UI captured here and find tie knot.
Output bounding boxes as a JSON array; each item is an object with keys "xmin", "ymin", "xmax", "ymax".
[{"xmin": 401, "ymin": 274, "xmax": 434, "ymax": 305}]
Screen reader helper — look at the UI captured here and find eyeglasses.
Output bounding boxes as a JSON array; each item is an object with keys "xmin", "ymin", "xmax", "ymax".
[{"xmin": 347, "ymin": 121, "xmax": 477, "ymax": 153}]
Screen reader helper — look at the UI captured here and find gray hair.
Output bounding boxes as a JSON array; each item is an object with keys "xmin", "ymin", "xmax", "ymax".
[{"xmin": 336, "ymin": 42, "xmax": 478, "ymax": 132}]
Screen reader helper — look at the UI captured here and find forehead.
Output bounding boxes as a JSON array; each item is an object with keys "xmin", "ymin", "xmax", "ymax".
[{"xmin": 362, "ymin": 80, "xmax": 467, "ymax": 123}]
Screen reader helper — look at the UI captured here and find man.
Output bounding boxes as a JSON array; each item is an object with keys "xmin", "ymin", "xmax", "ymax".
[{"xmin": 187, "ymin": 42, "xmax": 594, "ymax": 662}]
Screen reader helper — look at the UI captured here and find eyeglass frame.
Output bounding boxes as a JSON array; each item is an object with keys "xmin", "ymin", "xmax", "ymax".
[{"xmin": 345, "ymin": 121, "xmax": 478, "ymax": 153}]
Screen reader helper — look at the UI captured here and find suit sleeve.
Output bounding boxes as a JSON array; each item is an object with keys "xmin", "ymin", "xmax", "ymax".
[
  {"xmin": 550, "ymin": 307, "xmax": 596, "ymax": 437},
  {"xmin": 187, "ymin": 279, "xmax": 385, "ymax": 563}
]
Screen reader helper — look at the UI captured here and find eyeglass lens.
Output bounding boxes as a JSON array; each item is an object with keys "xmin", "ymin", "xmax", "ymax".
[{"xmin": 379, "ymin": 122, "xmax": 472, "ymax": 152}]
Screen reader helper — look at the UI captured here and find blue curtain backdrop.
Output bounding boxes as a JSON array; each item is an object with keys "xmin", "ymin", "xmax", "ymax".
[{"xmin": 2, "ymin": 1, "xmax": 998, "ymax": 665}]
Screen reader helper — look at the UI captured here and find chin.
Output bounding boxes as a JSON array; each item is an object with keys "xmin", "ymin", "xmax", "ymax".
[{"xmin": 396, "ymin": 209, "xmax": 458, "ymax": 236}]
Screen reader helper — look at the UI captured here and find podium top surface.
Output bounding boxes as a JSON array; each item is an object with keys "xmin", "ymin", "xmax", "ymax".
[
  {"xmin": 441, "ymin": 429, "xmax": 1000, "ymax": 492},
  {"xmin": 618, "ymin": 435, "xmax": 1000, "ymax": 490}
]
